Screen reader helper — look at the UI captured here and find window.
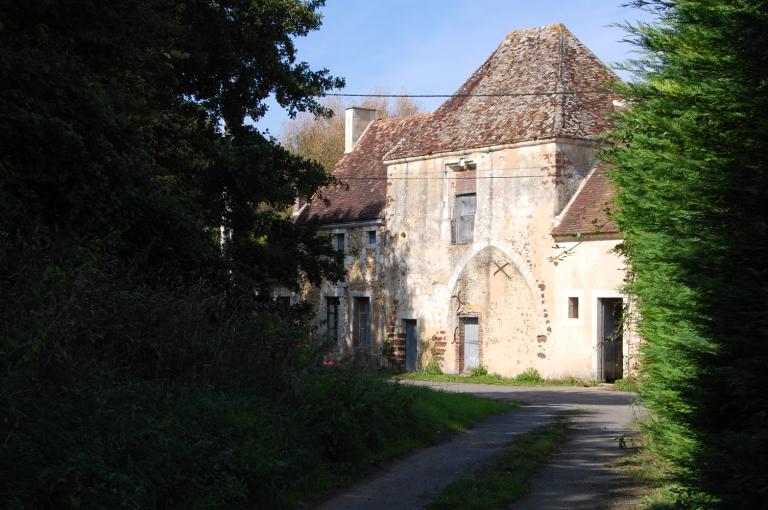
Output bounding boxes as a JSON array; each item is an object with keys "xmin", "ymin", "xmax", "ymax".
[
  {"xmin": 367, "ymin": 229, "xmax": 377, "ymax": 246},
  {"xmin": 353, "ymin": 297, "xmax": 371, "ymax": 346},
  {"xmin": 333, "ymin": 232, "xmax": 345, "ymax": 252},
  {"xmin": 326, "ymin": 297, "xmax": 340, "ymax": 341},
  {"xmin": 451, "ymin": 193, "xmax": 476, "ymax": 244},
  {"xmin": 568, "ymin": 296, "xmax": 579, "ymax": 319}
]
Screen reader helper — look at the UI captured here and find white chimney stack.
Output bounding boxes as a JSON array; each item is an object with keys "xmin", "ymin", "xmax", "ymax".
[{"xmin": 344, "ymin": 107, "xmax": 377, "ymax": 153}]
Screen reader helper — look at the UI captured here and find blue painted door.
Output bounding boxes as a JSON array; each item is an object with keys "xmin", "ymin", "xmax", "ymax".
[
  {"xmin": 463, "ymin": 318, "xmax": 479, "ymax": 372},
  {"xmin": 405, "ymin": 319, "xmax": 418, "ymax": 372}
]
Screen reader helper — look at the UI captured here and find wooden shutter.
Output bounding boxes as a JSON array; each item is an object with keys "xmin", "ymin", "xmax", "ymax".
[{"xmin": 455, "ymin": 193, "xmax": 476, "ymax": 244}]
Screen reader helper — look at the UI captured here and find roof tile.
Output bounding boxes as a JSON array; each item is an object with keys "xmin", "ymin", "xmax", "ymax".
[
  {"xmin": 385, "ymin": 23, "xmax": 619, "ymax": 161},
  {"xmin": 296, "ymin": 113, "xmax": 431, "ymax": 225},
  {"xmin": 552, "ymin": 164, "xmax": 619, "ymax": 237}
]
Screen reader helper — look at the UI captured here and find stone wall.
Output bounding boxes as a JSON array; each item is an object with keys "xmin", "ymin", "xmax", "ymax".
[
  {"xmin": 379, "ymin": 138, "xmax": 624, "ymax": 378},
  {"xmin": 303, "ymin": 138, "xmax": 637, "ymax": 379}
]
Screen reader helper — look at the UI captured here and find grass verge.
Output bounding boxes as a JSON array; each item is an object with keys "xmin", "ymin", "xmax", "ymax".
[
  {"xmin": 397, "ymin": 367, "xmax": 596, "ymax": 387},
  {"xmin": 3, "ymin": 373, "xmax": 517, "ymax": 510},
  {"xmin": 613, "ymin": 421, "xmax": 716, "ymax": 509},
  {"xmin": 427, "ymin": 420, "xmax": 570, "ymax": 510}
]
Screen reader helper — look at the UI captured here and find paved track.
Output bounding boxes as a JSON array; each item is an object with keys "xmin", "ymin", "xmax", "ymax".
[{"xmin": 315, "ymin": 382, "xmax": 644, "ymax": 510}]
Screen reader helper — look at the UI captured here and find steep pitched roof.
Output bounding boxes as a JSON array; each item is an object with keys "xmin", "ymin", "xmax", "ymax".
[
  {"xmin": 296, "ymin": 113, "xmax": 431, "ymax": 225},
  {"xmin": 552, "ymin": 164, "xmax": 619, "ymax": 237},
  {"xmin": 385, "ymin": 23, "xmax": 619, "ymax": 161}
]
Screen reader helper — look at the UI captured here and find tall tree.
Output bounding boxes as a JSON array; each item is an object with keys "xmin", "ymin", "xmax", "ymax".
[
  {"xmin": 0, "ymin": 0, "xmax": 345, "ymax": 290},
  {"xmin": 281, "ymin": 94, "xmax": 422, "ymax": 171},
  {"xmin": 603, "ymin": 1, "xmax": 768, "ymax": 506}
]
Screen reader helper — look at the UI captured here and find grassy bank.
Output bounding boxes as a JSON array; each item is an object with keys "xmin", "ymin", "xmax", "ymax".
[
  {"xmin": 398, "ymin": 367, "xmax": 596, "ymax": 387},
  {"xmin": 614, "ymin": 422, "xmax": 715, "ymax": 509},
  {"xmin": 3, "ymin": 372, "xmax": 515, "ymax": 510},
  {"xmin": 428, "ymin": 421, "xmax": 570, "ymax": 509}
]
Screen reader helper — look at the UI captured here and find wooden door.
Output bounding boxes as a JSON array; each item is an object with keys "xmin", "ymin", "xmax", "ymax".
[
  {"xmin": 598, "ymin": 298, "xmax": 624, "ymax": 382},
  {"xmin": 463, "ymin": 317, "xmax": 479, "ymax": 372},
  {"xmin": 404, "ymin": 319, "xmax": 418, "ymax": 372}
]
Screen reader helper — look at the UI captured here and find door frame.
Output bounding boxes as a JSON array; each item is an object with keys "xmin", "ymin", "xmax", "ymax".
[
  {"xmin": 458, "ymin": 313, "xmax": 480, "ymax": 373},
  {"xmin": 595, "ymin": 295, "xmax": 624, "ymax": 382},
  {"xmin": 403, "ymin": 319, "xmax": 418, "ymax": 372},
  {"xmin": 591, "ymin": 291, "xmax": 626, "ymax": 381}
]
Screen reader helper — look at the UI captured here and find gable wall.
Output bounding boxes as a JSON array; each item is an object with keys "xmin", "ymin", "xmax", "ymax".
[{"xmin": 378, "ymin": 140, "xmax": 627, "ymax": 378}]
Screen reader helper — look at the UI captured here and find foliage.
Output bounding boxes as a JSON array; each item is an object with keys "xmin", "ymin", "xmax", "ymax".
[
  {"xmin": 0, "ymin": 1, "xmax": 421, "ymax": 508},
  {"xmin": 281, "ymin": 94, "xmax": 422, "ymax": 172},
  {"xmin": 602, "ymin": 1, "xmax": 768, "ymax": 506},
  {"xmin": 428, "ymin": 422, "xmax": 570, "ymax": 510},
  {"xmin": 470, "ymin": 365, "xmax": 489, "ymax": 377},
  {"xmin": 615, "ymin": 420, "xmax": 716, "ymax": 510},
  {"xmin": 612, "ymin": 377, "xmax": 641, "ymax": 393},
  {"xmin": 423, "ymin": 356, "xmax": 444, "ymax": 376},
  {"xmin": 514, "ymin": 368, "xmax": 544, "ymax": 384},
  {"xmin": 2, "ymin": 363, "xmax": 513, "ymax": 509},
  {"xmin": 0, "ymin": 0, "xmax": 346, "ymax": 292},
  {"xmin": 401, "ymin": 368, "xmax": 595, "ymax": 387}
]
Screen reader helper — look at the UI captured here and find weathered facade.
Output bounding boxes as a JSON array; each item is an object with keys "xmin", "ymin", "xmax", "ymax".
[{"xmin": 297, "ymin": 24, "xmax": 636, "ymax": 380}]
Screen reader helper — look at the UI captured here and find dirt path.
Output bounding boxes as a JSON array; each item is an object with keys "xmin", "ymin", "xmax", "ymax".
[{"xmin": 314, "ymin": 383, "xmax": 643, "ymax": 510}]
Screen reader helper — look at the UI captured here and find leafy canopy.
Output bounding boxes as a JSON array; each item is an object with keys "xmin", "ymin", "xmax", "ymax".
[{"xmin": 0, "ymin": 0, "xmax": 346, "ymax": 289}]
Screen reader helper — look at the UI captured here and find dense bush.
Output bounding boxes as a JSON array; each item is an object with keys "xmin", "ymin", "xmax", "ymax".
[{"xmin": 604, "ymin": 1, "xmax": 768, "ymax": 506}]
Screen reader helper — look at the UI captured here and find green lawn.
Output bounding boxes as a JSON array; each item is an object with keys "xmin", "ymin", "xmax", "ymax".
[
  {"xmin": 397, "ymin": 367, "xmax": 597, "ymax": 387},
  {"xmin": 428, "ymin": 421, "xmax": 570, "ymax": 510},
  {"xmin": 361, "ymin": 384, "xmax": 520, "ymax": 465}
]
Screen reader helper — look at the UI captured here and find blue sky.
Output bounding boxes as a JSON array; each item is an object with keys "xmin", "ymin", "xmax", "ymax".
[{"xmin": 258, "ymin": 0, "xmax": 655, "ymax": 136}]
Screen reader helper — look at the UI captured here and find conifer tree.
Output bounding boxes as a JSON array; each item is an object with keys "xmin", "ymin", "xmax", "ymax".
[{"xmin": 603, "ymin": 1, "xmax": 768, "ymax": 506}]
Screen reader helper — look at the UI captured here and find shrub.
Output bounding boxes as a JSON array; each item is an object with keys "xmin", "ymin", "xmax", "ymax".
[
  {"xmin": 470, "ymin": 365, "xmax": 489, "ymax": 377},
  {"xmin": 423, "ymin": 358, "xmax": 443, "ymax": 376},
  {"xmin": 514, "ymin": 368, "xmax": 544, "ymax": 384}
]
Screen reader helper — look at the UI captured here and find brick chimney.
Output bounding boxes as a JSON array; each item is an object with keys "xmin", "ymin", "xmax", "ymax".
[{"xmin": 344, "ymin": 107, "xmax": 377, "ymax": 153}]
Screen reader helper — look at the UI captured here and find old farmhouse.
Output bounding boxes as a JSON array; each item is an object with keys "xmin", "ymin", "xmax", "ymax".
[{"xmin": 295, "ymin": 23, "xmax": 637, "ymax": 381}]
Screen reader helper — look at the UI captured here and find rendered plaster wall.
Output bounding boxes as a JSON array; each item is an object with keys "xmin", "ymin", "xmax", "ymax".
[
  {"xmin": 548, "ymin": 237, "xmax": 639, "ymax": 379},
  {"xmin": 382, "ymin": 139, "xmax": 600, "ymax": 377},
  {"xmin": 303, "ymin": 224, "xmax": 389, "ymax": 360}
]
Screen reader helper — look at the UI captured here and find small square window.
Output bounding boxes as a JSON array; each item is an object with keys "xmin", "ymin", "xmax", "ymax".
[
  {"xmin": 334, "ymin": 233, "xmax": 345, "ymax": 252},
  {"xmin": 367, "ymin": 230, "xmax": 377, "ymax": 245},
  {"xmin": 568, "ymin": 297, "xmax": 579, "ymax": 319}
]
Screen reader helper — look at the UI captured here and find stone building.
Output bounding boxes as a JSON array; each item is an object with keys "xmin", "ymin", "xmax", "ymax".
[{"xmin": 296, "ymin": 23, "xmax": 637, "ymax": 381}]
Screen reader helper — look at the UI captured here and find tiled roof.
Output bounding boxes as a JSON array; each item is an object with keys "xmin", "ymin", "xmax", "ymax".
[
  {"xmin": 385, "ymin": 23, "xmax": 619, "ymax": 161},
  {"xmin": 296, "ymin": 113, "xmax": 431, "ymax": 225},
  {"xmin": 552, "ymin": 164, "xmax": 619, "ymax": 237}
]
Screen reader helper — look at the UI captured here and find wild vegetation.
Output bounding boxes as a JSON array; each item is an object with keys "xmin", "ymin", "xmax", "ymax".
[
  {"xmin": 399, "ymin": 366, "xmax": 598, "ymax": 387},
  {"xmin": 0, "ymin": 2, "xmax": 508, "ymax": 508},
  {"xmin": 281, "ymin": 94, "xmax": 422, "ymax": 172},
  {"xmin": 604, "ymin": 1, "xmax": 768, "ymax": 506},
  {"xmin": 428, "ymin": 421, "xmax": 570, "ymax": 510}
]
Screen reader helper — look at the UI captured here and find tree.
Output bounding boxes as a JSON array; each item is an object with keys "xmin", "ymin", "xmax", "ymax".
[
  {"xmin": 1, "ymin": 3, "xmax": 354, "ymax": 504},
  {"xmin": 281, "ymin": 93, "xmax": 422, "ymax": 171},
  {"xmin": 603, "ymin": 1, "xmax": 768, "ymax": 506},
  {"xmin": 0, "ymin": 0, "xmax": 345, "ymax": 291}
]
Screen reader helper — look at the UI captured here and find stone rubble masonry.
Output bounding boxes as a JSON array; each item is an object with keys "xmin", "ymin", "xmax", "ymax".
[{"xmin": 298, "ymin": 23, "xmax": 638, "ymax": 380}]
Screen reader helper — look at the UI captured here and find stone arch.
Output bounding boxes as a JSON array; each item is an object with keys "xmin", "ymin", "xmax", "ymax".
[
  {"xmin": 446, "ymin": 244, "xmax": 542, "ymax": 376},
  {"xmin": 447, "ymin": 240, "xmax": 538, "ymax": 299}
]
